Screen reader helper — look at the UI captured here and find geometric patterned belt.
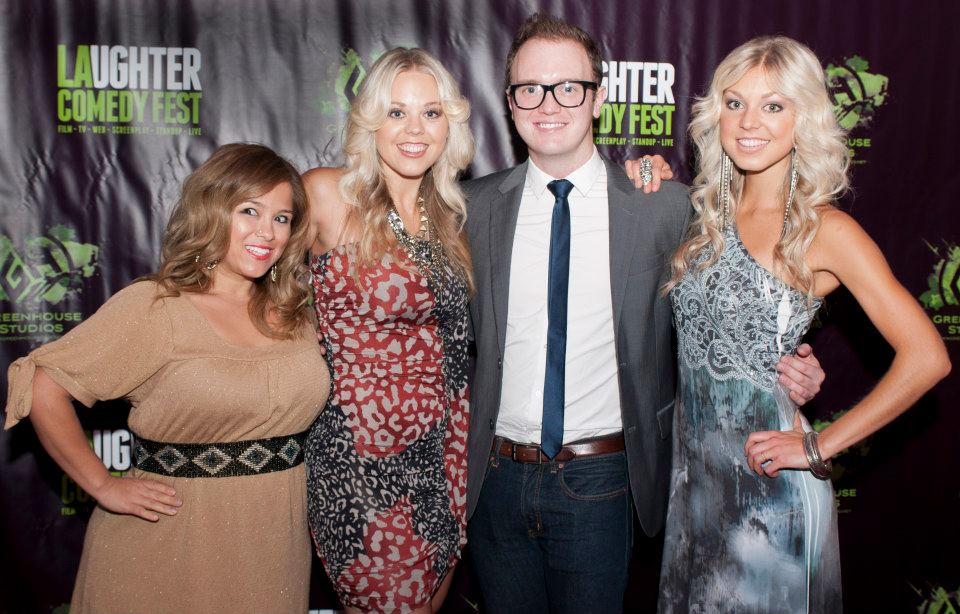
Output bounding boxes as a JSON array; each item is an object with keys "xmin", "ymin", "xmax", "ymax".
[{"xmin": 132, "ymin": 429, "xmax": 309, "ymax": 478}]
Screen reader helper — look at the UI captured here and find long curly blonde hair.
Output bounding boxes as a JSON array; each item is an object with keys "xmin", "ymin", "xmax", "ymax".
[
  {"xmin": 339, "ymin": 47, "xmax": 475, "ymax": 291},
  {"xmin": 667, "ymin": 36, "xmax": 850, "ymax": 296},
  {"xmin": 152, "ymin": 143, "xmax": 312, "ymax": 339}
]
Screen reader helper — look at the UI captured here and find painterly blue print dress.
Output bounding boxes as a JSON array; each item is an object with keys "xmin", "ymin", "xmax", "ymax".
[{"xmin": 659, "ymin": 226, "xmax": 842, "ymax": 613}]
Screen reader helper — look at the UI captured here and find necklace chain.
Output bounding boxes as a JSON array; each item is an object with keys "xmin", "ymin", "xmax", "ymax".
[{"xmin": 387, "ymin": 197, "xmax": 445, "ymax": 293}]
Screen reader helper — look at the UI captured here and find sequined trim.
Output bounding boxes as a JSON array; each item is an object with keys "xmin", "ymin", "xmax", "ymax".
[{"xmin": 133, "ymin": 430, "xmax": 308, "ymax": 477}]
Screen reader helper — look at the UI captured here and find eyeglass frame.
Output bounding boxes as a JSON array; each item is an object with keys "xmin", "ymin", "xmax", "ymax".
[{"xmin": 506, "ymin": 80, "xmax": 600, "ymax": 110}]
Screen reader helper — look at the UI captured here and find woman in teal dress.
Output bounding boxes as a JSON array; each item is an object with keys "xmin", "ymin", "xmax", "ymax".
[{"xmin": 657, "ymin": 36, "xmax": 950, "ymax": 612}]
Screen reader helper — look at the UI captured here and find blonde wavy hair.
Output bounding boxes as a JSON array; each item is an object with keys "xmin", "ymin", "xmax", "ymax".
[
  {"xmin": 151, "ymin": 143, "xmax": 312, "ymax": 339},
  {"xmin": 667, "ymin": 36, "xmax": 850, "ymax": 296},
  {"xmin": 339, "ymin": 47, "xmax": 475, "ymax": 291}
]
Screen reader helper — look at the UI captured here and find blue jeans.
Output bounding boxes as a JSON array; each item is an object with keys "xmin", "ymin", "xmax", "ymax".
[{"xmin": 468, "ymin": 442, "xmax": 634, "ymax": 614}]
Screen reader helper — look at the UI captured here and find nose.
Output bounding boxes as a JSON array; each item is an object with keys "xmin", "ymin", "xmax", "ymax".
[
  {"xmin": 256, "ymin": 220, "xmax": 275, "ymax": 241},
  {"xmin": 539, "ymin": 89, "xmax": 562, "ymax": 114},
  {"xmin": 405, "ymin": 113, "xmax": 424, "ymax": 134},
  {"xmin": 739, "ymin": 105, "xmax": 760, "ymax": 130}
]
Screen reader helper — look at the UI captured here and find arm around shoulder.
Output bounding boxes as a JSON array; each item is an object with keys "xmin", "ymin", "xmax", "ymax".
[{"xmin": 303, "ymin": 167, "xmax": 348, "ymax": 256}]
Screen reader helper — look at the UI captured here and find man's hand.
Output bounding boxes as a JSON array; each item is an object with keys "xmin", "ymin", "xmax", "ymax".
[
  {"xmin": 776, "ymin": 343, "xmax": 825, "ymax": 405},
  {"xmin": 624, "ymin": 155, "xmax": 674, "ymax": 193}
]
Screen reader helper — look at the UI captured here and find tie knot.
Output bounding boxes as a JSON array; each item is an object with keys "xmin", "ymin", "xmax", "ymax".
[{"xmin": 547, "ymin": 179, "xmax": 574, "ymax": 200}]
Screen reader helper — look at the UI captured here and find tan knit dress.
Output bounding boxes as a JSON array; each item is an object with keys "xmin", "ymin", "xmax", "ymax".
[{"xmin": 4, "ymin": 281, "xmax": 329, "ymax": 614}]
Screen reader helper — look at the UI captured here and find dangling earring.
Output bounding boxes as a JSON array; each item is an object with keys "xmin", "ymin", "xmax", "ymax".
[
  {"xmin": 718, "ymin": 152, "xmax": 733, "ymax": 230},
  {"xmin": 270, "ymin": 264, "xmax": 278, "ymax": 283},
  {"xmin": 783, "ymin": 148, "xmax": 798, "ymax": 237},
  {"xmin": 195, "ymin": 254, "xmax": 218, "ymax": 270}
]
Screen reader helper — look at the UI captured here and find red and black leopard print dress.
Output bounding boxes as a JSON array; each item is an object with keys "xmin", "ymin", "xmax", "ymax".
[{"xmin": 306, "ymin": 228, "xmax": 469, "ymax": 613}]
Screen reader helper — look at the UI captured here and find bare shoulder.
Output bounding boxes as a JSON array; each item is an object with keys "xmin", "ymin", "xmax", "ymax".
[
  {"xmin": 810, "ymin": 204, "xmax": 891, "ymax": 285},
  {"xmin": 303, "ymin": 167, "xmax": 345, "ymax": 202},
  {"xmin": 813, "ymin": 205, "xmax": 872, "ymax": 253}
]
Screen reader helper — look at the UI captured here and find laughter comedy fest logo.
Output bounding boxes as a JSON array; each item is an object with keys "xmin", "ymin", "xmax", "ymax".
[
  {"xmin": 596, "ymin": 59, "xmax": 676, "ymax": 148},
  {"xmin": 56, "ymin": 44, "xmax": 204, "ymax": 136}
]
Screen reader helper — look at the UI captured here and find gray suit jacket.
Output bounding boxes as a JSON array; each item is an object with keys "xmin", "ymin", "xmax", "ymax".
[{"xmin": 462, "ymin": 156, "xmax": 692, "ymax": 536}]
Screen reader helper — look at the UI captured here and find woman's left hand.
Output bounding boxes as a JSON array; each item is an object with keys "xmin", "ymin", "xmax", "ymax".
[{"xmin": 743, "ymin": 412, "xmax": 810, "ymax": 477}]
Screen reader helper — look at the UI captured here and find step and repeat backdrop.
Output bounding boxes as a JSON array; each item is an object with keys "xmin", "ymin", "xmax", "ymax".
[{"xmin": 1, "ymin": 1, "xmax": 957, "ymax": 612}]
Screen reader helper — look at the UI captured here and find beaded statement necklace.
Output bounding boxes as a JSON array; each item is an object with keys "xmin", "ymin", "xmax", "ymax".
[{"xmin": 386, "ymin": 197, "xmax": 445, "ymax": 292}]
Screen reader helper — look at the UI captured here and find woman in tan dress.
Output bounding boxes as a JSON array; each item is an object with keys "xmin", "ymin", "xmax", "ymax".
[{"xmin": 4, "ymin": 143, "xmax": 329, "ymax": 613}]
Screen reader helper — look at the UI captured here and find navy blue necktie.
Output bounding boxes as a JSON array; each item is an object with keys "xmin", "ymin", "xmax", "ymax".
[{"xmin": 542, "ymin": 179, "xmax": 574, "ymax": 459}]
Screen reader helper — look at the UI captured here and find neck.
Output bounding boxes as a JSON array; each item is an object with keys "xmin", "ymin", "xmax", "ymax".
[
  {"xmin": 384, "ymin": 175, "xmax": 424, "ymax": 215},
  {"xmin": 739, "ymin": 157, "xmax": 790, "ymax": 213},
  {"xmin": 206, "ymin": 271, "xmax": 255, "ymax": 303},
  {"xmin": 529, "ymin": 144, "xmax": 594, "ymax": 179}
]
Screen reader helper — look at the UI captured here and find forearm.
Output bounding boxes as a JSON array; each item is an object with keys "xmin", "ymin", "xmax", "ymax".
[
  {"xmin": 818, "ymin": 342, "xmax": 950, "ymax": 459},
  {"xmin": 31, "ymin": 369, "xmax": 112, "ymax": 497}
]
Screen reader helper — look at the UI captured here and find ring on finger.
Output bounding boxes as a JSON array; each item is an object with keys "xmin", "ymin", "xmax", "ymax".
[{"xmin": 639, "ymin": 158, "xmax": 653, "ymax": 186}]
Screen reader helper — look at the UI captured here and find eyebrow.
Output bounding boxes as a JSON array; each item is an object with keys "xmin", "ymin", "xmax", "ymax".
[
  {"xmin": 514, "ymin": 78, "xmax": 587, "ymax": 84},
  {"xmin": 390, "ymin": 101, "xmax": 442, "ymax": 106},
  {"xmin": 725, "ymin": 88, "xmax": 782, "ymax": 99},
  {"xmin": 242, "ymin": 200, "xmax": 293, "ymax": 213}
]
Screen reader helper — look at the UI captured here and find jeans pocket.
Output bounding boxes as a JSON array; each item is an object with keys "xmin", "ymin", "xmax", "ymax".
[{"xmin": 558, "ymin": 452, "xmax": 629, "ymax": 501}]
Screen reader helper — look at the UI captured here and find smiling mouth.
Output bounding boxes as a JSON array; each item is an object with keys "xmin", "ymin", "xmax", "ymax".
[
  {"xmin": 398, "ymin": 143, "xmax": 428, "ymax": 156},
  {"xmin": 737, "ymin": 138, "xmax": 770, "ymax": 151},
  {"xmin": 535, "ymin": 121, "xmax": 566, "ymax": 130},
  {"xmin": 245, "ymin": 245, "xmax": 272, "ymax": 260}
]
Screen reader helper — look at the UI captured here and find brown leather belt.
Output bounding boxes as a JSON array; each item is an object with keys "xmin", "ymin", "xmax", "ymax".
[{"xmin": 495, "ymin": 433, "xmax": 625, "ymax": 464}]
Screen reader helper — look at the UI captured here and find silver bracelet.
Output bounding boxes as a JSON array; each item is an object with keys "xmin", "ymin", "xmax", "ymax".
[{"xmin": 802, "ymin": 431, "xmax": 833, "ymax": 480}]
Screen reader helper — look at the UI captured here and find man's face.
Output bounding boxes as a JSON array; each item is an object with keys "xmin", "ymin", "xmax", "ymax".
[{"xmin": 508, "ymin": 38, "xmax": 606, "ymax": 174}]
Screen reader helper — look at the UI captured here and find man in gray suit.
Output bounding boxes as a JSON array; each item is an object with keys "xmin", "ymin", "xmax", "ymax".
[{"xmin": 461, "ymin": 14, "xmax": 823, "ymax": 614}]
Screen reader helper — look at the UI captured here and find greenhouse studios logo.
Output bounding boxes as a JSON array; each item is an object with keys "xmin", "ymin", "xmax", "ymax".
[
  {"xmin": 918, "ymin": 240, "xmax": 960, "ymax": 341},
  {"xmin": 0, "ymin": 226, "xmax": 99, "ymax": 341}
]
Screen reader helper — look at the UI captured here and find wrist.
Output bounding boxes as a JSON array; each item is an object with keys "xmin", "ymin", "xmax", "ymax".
[
  {"xmin": 802, "ymin": 431, "xmax": 833, "ymax": 480},
  {"xmin": 85, "ymin": 470, "xmax": 114, "ymax": 500}
]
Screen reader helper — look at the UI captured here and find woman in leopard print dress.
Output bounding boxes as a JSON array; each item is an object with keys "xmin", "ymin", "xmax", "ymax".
[{"xmin": 302, "ymin": 48, "xmax": 474, "ymax": 614}]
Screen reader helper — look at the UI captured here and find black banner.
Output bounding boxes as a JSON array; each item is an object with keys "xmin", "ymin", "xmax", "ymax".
[{"xmin": 2, "ymin": 1, "xmax": 958, "ymax": 612}]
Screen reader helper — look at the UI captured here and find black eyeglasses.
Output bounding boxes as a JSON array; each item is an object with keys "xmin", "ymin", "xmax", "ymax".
[{"xmin": 506, "ymin": 80, "xmax": 600, "ymax": 110}]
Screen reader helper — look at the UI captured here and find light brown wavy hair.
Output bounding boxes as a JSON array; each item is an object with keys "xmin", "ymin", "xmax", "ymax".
[
  {"xmin": 339, "ymin": 47, "xmax": 475, "ymax": 291},
  {"xmin": 667, "ymin": 36, "xmax": 850, "ymax": 297},
  {"xmin": 151, "ymin": 143, "xmax": 312, "ymax": 339}
]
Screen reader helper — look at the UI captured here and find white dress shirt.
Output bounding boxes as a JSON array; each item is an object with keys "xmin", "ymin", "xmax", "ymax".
[{"xmin": 496, "ymin": 148, "xmax": 622, "ymax": 444}]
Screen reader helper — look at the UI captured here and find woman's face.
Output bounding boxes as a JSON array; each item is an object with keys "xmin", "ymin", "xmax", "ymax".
[
  {"xmin": 374, "ymin": 70, "xmax": 449, "ymax": 184},
  {"xmin": 719, "ymin": 66, "xmax": 796, "ymax": 177},
  {"xmin": 216, "ymin": 181, "xmax": 293, "ymax": 283}
]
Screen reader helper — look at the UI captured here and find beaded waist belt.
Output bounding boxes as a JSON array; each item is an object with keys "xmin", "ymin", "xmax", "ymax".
[{"xmin": 132, "ymin": 430, "xmax": 309, "ymax": 478}]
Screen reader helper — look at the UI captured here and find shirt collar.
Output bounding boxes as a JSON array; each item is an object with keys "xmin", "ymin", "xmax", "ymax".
[{"xmin": 525, "ymin": 147, "xmax": 604, "ymax": 198}]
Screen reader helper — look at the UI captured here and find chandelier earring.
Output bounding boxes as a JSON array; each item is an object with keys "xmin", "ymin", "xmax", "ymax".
[
  {"xmin": 195, "ymin": 254, "xmax": 218, "ymax": 270},
  {"xmin": 783, "ymin": 147, "xmax": 799, "ymax": 237},
  {"xmin": 270, "ymin": 264, "xmax": 278, "ymax": 283},
  {"xmin": 718, "ymin": 152, "xmax": 733, "ymax": 230}
]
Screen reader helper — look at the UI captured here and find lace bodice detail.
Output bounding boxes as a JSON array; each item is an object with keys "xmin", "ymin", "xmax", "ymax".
[{"xmin": 670, "ymin": 227, "xmax": 821, "ymax": 392}]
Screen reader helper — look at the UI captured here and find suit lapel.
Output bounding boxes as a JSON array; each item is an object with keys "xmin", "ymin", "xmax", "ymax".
[
  {"xmin": 605, "ymin": 157, "xmax": 642, "ymax": 330},
  {"xmin": 488, "ymin": 163, "xmax": 528, "ymax": 353}
]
